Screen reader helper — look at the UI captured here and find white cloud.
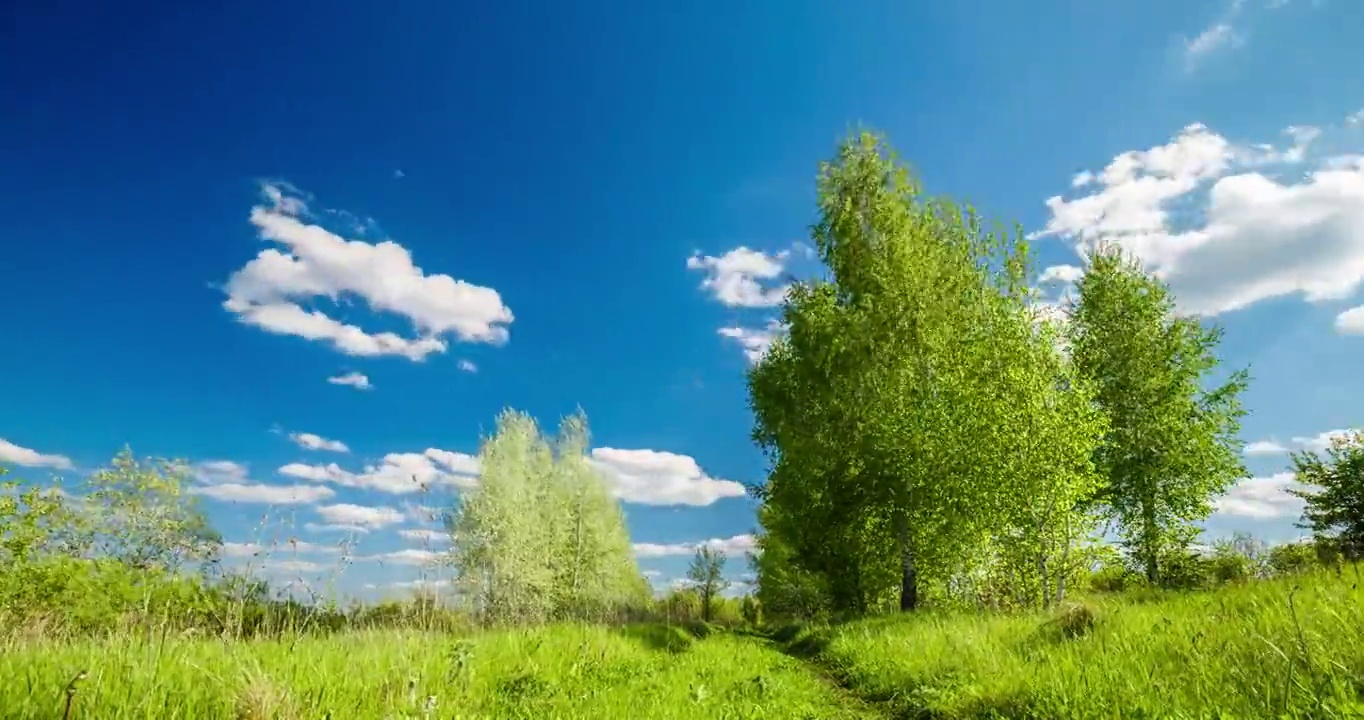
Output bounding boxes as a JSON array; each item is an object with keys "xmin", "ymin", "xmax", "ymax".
[
  {"xmin": 327, "ymin": 372, "xmax": 372, "ymax": 390},
  {"xmin": 1183, "ymin": 23, "xmax": 1242, "ymax": 71},
  {"xmin": 398, "ymin": 528, "xmax": 451, "ymax": 544},
  {"xmin": 390, "ymin": 578, "xmax": 451, "ymax": 591},
  {"xmin": 718, "ymin": 319, "xmax": 786, "ymax": 365},
  {"xmin": 358, "ymin": 548, "xmax": 446, "ymax": 566},
  {"xmin": 1244, "ymin": 427, "xmax": 1359, "ymax": 455},
  {"xmin": 404, "ymin": 503, "xmax": 447, "ymax": 523},
  {"xmin": 1181, "ymin": 0, "xmax": 1300, "ymax": 73},
  {"xmin": 191, "ymin": 482, "xmax": 335, "ymax": 505},
  {"xmin": 305, "ymin": 523, "xmax": 371, "ymax": 534},
  {"xmin": 288, "ymin": 432, "xmax": 350, "ymax": 453},
  {"xmin": 220, "ymin": 542, "xmax": 267, "ymax": 559},
  {"xmin": 279, "ymin": 447, "xmax": 478, "ymax": 495},
  {"xmin": 222, "ymin": 182, "xmax": 514, "ymax": 361},
  {"xmin": 633, "ymin": 533, "xmax": 758, "ymax": 558},
  {"xmin": 687, "ymin": 247, "xmax": 791, "ymax": 307},
  {"xmin": 1038, "ymin": 264, "xmax": 1084, "ymax": 285},
  {"xmin": 1335, "ymin": 304, "xmax": 1364, "ymax": 334},
  {"xmin": 194, "ymin": 460, "xmax": 250, "ymax": 484},
  {"xmin": 1244, "ymin": 439, "xmax": 1289, "ymax": 456},
  {"xmin": 219, "ymin": 540, "xmax": 341, "ymax": 558},
  {"xmin": 0, "ymin": 438, "xmax": 73, "ymax": 470},
  {"xmin": 457, "ymin": 359, "xmax": 478, "ymax": 373},
  {"xmin": 1034, "ymin": 120, "xmax": 1364, "ymax": 320},
  {"xmin": 262, "ymin": 559, "xmax": 326, "ymax": 574},
  {"xmin": 590, "ymin": 448, "xmax": 748, "ymax": 506},
  {"xmin": 1214, "ymin": 472, "xmax": 1304, "ymax": 518},
  {"xmin": 315, "ymin": 503, "xmax": 405, "ymax": 529}
]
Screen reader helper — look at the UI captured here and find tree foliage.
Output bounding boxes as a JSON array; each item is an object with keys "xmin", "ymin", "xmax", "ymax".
[
  {"xmin": 749, "ymin": 131, "xmax": 1107, "ymax": 614},
  {"xmin": 1066, "ymin": 246, "xmax": 1249, "ymax": 583},
  {"xmin": 450, "ymin": 408, "xmax": 648, "ymax": 625},
  {"xmin": 686, "ymin": 545, "xmax": 728, "ymax": 623},
  {"xmin": 1289, "ymin": 429, "xmax": 1364, "ymax": 559}
]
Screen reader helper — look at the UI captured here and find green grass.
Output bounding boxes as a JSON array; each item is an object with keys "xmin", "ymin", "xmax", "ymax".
[
  {"xmin": 9, "ymin": 569, "xmax": 1364, "ymax": 719},
  {"xmin": 781, "ymin": 565, "xmax": 1364, "ymax": 719},
  {"xmin": 1, "ymin": 622, "xmax": 878, "ymax": 719}
]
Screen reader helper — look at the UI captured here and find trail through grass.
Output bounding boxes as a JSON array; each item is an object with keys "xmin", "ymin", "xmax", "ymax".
[
  {"xmin": 774, "ymin": 566, "xmax": 1364, "ymax": 719},
  {"xmin": 2, "ymin": 623, "xmax": 881, "ymax": 719}
]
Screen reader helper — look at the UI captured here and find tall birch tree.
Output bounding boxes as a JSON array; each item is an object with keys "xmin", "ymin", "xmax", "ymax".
[{"xmin": 1066, "ymin": 246, "xmax": 1249, "ymax": 584}]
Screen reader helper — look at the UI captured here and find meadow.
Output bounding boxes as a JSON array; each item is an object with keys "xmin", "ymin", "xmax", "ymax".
[{"xmin": 5, "ymin": 562, "xmax": 1362, "ymax": 719}]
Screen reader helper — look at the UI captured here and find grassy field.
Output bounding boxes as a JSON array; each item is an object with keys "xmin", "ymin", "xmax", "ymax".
[
  {"xmin": 6, "ymin": 567, "xmax": 1363, "ymax": 719},
  {"xmin": 780, "ymin": 565, "xmax": 1364, "ymax": 719},
  {"xmin": 1, "ymin": 622, "xmax": 876, "ymax": 720}
]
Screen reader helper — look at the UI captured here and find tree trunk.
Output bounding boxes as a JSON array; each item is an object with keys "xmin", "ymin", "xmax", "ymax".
[
  {"xmin": 1142, "ymin": 495, "xmax": 1159, "ymax": 584},
  {"xmin": 897, "ymin": 512, "xmax": 919, "ymax": 612}
]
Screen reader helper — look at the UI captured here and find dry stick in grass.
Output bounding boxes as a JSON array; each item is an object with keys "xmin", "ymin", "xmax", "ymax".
[{"xmin": 61, "ymin": 669, "xmax": 87, "ymax": 720}]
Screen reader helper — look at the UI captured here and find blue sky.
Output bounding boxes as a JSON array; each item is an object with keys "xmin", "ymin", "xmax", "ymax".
[{"xmin": 2, "ymin": 0, "xmax": 1361, "ymax": 599}]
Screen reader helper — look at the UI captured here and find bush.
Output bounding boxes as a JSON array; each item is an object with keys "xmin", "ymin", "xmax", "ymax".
[{"xmin": 1267, "ymin": 542, "xmax": 1318, "ymax": 577}]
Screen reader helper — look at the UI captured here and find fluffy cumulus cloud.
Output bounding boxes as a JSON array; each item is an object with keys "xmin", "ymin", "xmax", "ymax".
[
  {"xmin": 1033, "ymin": 117, "xmax": 1364, "ymax": 326},
  {"xmin": 686, "ymin": 247, "xmax": 791, "ymax": 308},
  {"xmin": 457, "ymin": 359, "xmax": 478, "ymax": 373},
  {"xmin": 590, "ymin": 448, "xmax": 747, "ymax": 506},
  {"xmin": 187, "ymin": 459, "xmax": 335, "ymax": 505},
  {"xmin": 632, "ymin": 533, "xmax": 757, "ymax": 558},
  {"xmin": 288, "ymin": 431, "xmax": 350, "ymax": 453},
  {"xmin": 1244, "ymin": 427, "xmax": 1360, "ymax": 456},
  {"xmin": 327, "ymin": 372, "xmax": 372, "ymax": 390},
  {"xmin": 314, "ymin": 503, "xmax": 406, "ymax": 529},
  {"xmin": 717, "ymin": 319, "xmax": 786, "ymax": 365},
  {"xmin": 279, "ymin": 448, "xmax": 479, "ymax": 495},
  {"xmin": 358, "ymin": 548, "xmax": 446, "ymax": 566},
  {"xmin": 0, "ymin": 438, "xmax": 73, "ymax": 470},
  {"xmin": 191, "ymin": 482, "xmax": 335, "ymax": 505},
  {"xmin": 194, "ymin": 460, "xmax": 250, "ymax": 484},
  {"xmin": 1336, "ymin": 304, "xmax": 1364, "ymax": 334},
  {"xmin": 222, "ymin": 183, "xmax": 514, "ymax": 361},
  {"xmin": 1214, "ymin": 472, "xmax": 1305, "ymax": 518}
]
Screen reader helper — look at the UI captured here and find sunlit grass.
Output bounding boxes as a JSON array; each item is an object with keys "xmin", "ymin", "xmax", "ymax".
[
  {"xmin": 2, "ymin": 623, "xmax": 877, "ymax": 719},
  {"xmin": 791, "ymin": 564, "xmax": 1364, "ymax": 718}
]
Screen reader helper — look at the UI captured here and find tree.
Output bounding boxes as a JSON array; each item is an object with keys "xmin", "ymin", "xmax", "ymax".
[
  {"xmin": 686, "ymin": 545, "xmax": 728, "ymax": 623},
  {"xmin": 1288, "ymin": 429, "xmax": 1364, "ymax": 560},
  {"xmin": 81, "ymin": 448, "xmax": 221, "ymax": 571},
  {"xmin": 749, "ymin": 130, "xmax": 1106, "ymax": 613},
  {"xmin": 1066, "ymin": 246, "xmax": 1249, "ymax": 584},
  {"xmin": 450, "ymin": 408, "xmax": 648, "ymax": 625}
]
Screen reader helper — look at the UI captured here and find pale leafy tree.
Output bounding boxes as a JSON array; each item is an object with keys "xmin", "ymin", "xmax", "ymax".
[
  {"xmin": 686, "ymin": 545, "xmax": 728, "ymax": 623},
  {"xmin": 79, "ymin": 448, "xmax": 221, "ymax": 571},
  {"xmin": 546, "ymin": 410, "xmax": 647, "ymax": 617},
  {"xmin": 1066, "ymin": 246, "xmax": 1248, "ymax": 584},
  {"xmin": 987, "ymin": 317, "xmax": 1108, "ymax": 608},
  {"xmin": 0, "ymin": 468, "xmax": 90, "ymax": 563},
  {"xmin": 1288, "ymin": 429, "xmax": 1364, "ymax": 559},
  {"xmin": 452, "ymin": 410, "xmax": 557, "ymax": 624},
  {"xmin": 0, "ymin": 449, "xmax": 218, "ymax": 572},
  {"xmin": 450, "ymin": 408, "xmax": 647, "ymax": 625}
]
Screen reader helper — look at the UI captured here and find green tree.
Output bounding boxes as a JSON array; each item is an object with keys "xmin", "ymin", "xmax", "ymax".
[
  {"xmin": 750, "ymin": 130, "xmax": 1105, "ymax": 613},
  {"xmin": 686, "ymin": 545, "xmax": 728, "ymax": 623},
  {"xmin": 1066, "ymin": 246, "xmax": 1249, "ymax": 584},
  {"xmin": 1288, "ymin": 429, "xmax": 1364, "ymax": 559},
  {"xmin": 81, "ymin": 448, "xmax": 221, "ymax": 571},
  {"xmin": 450, "ymin": 409, "xmax": 647, "ymax": 625}
]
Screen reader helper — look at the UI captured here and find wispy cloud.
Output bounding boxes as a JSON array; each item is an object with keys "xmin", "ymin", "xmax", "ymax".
[{"xmin": 1180, "ymin": 0, "xmax": 1299, "ymax": 73}]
